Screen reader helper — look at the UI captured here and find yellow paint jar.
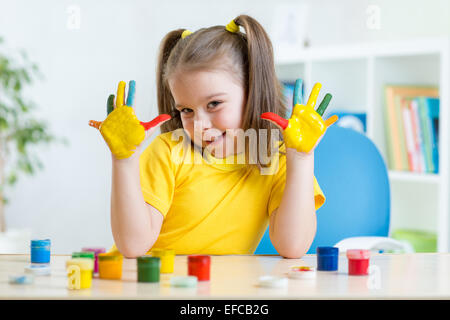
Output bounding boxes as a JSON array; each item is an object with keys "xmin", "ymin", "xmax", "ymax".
[
  {"xmin": 66, "ymin": 258, "xmax": 94, "ymax": 290},
  {"xmin": 151, "ymin": 248, "xmax": 175, "ymax": 273},
  {"xmin": 98, "ymin": 253, "xmax": 123, "ymax": 280}
]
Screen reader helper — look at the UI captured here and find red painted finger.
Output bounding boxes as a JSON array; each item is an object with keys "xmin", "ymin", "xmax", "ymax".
[
  {"xmin": 89, "ymin": 120, "xmax": 102, "ymax": 130},
  {"xmin": 140, "ymin": 114, "xmax": 171, "ymax": 131},
  {"xmin": 261, "ymin": 112, "xmax": 289, "ymax": 130}
]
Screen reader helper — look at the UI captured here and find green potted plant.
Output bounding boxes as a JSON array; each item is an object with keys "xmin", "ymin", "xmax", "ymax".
[{"xmin": 0, "ymin": 36, "xmax": 65, "ymax": 252}]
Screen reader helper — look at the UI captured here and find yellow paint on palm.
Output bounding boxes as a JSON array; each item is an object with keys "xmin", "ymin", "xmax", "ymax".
[
  {"xmin": 284, "ymin": 103, "xmax": 327, "ymax": 153},
  {"xmin": 100, "ymin": 105, "xmax": 145, "ymax": 159},
  {"xmin": 284, "ymin": 83, "xmax": 327, "ymax": 153}
]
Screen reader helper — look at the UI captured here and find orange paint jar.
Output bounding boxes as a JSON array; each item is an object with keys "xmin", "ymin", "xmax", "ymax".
[{"xmin": 98, "ymin": 253, "xmax": 123, "ymax": 280}]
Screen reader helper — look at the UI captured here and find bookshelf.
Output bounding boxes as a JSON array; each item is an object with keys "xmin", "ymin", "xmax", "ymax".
[{"xmin": 274, "ymin": 37, "xmax": 450, "ymax": 252}]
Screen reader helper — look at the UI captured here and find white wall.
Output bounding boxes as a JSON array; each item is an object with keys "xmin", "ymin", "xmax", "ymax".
[{"xmin": 0, "ymin": 0, "xmax": 448, "ymax": 253}]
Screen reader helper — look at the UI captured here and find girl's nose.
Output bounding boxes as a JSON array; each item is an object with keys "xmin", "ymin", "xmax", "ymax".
[{"xmin": 193, "ymin": 111, "xmax": 213, "ymax": 131}]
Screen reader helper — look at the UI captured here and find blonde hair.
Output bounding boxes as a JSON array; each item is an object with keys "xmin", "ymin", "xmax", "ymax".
[{"xmin": 156, "ymin": 15, "xmax": 288, "ymax": 167}]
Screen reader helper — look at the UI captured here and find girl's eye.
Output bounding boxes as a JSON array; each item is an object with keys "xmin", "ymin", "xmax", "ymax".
[
  {"xmin": 180, "ymin": 108, "xmax": 193, "ymax": 114},
  {"xmin": 208, "ymin": 101, "xmax": 221, "ymax": 109}
]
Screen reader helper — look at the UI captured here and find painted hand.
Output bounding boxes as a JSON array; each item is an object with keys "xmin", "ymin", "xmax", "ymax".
[
  {"xmin": 261, "ymin": 81, "xmax": 338, "ymax": 154},
  {"xmin": 89, "ymin": 80, "xmax": 171, "ymax": 159}
]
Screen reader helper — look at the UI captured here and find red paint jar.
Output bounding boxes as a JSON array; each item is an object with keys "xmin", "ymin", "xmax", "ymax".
[
  {"xmin": 188, "ymin": 255, "xmax": 210, "ymax": 281},
  {"xmin": 346, "ymin": 249, "xmax": 370, "ymax": 275}
]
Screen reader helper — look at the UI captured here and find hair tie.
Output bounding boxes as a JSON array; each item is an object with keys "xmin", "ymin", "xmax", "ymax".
[
  {"xmin": 181, "ymin": 30, "xmax": 192, "ymax": 39},
  {"xmin": 225, "ymin": 20, "xmax": 239, "ymax": 33}
]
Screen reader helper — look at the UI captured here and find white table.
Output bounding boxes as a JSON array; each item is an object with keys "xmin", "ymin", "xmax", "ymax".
[{"xmin": 0, "ymin": 253, "xmax": 449, "ymax": 299}]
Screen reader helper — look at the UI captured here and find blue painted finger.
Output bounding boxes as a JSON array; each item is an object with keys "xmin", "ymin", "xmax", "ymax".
[
  {"xmin": 293, "ymin": 78, "xmax": 304, "ymax": 106},
  {"xmin": 126, "ymin": 80, "xmax": 136, "ymax": 107}
]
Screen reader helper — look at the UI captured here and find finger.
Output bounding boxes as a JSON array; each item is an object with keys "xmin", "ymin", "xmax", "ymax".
[
  {"xmin": 293, "ymin": 78, "xmax": 303, "ymax": 106},
  {"xmin": 316, "ymin": 93, "xmax": 332, "ymax": 116},
  {"xmin": 324, "ymin": 114, "xmax": 339, "ymax": 127},
  {"xmin": 126, "ymin": 80, "xmax": 136, "ymax": 107},
  {"xmin": 140, "ymin": 114, "xmax": 172, "ymax": 131},
  {"xmin": 89, "ymin": 120, "xmax": 102, "ymax": 130},
  {"xmin": 306, "ymin": 83, "xmax": 322, "ymax": 109},
  {"xmin": 116, "ymin": 81, "xmax": 126, "ymax": 108},
  {"xmin": 261, "ymin": 112, "xmax": 289, "ymax": 130},
  {"xmin": 107, "ymin": 94, "xmax": 115, "ymax": 115}
]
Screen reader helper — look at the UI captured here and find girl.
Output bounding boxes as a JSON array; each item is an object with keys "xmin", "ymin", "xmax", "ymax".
[{"xmin": 89, "ymin": 15, "xmax": 336, "ymax": 258}]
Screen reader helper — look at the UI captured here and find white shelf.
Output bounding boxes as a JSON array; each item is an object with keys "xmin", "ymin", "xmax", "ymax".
[
  {"xmin": 388, "ymin": 171, "xmax": 440, "ymax": 184},
  {"xmin": 275, "ymin": 37, "xmax": 450, "ymax": 252}
]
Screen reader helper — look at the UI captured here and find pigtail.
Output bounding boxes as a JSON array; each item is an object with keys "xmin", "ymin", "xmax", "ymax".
[
  {"xmin": 233, "ymin": 15, "xmax": 288, "ymax": 165},
  {"xmin": 156, "ymin": 29, "xmax": 185, "ymax": 133}
]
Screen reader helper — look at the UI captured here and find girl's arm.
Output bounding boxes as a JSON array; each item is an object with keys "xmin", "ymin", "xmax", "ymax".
[
  {"xmin": 262, "ymin": 82, "xmax": 337, "ymax": 259},
  {"xmin": 269, "ymin": 149, "xmax": 316, "ymax": 259},
  {"xmin": 89, "ymin": 80, "xmax": 171, "ymax": 258},
  {"xmin": 111, "ymin": 150, "xmax": 164, "ymax": 258}
]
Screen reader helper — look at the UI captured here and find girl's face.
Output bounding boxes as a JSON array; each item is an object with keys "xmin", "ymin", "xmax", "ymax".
[{"xmin": 168, "ymin": 68, "xmax": 246, "ymax": 158}]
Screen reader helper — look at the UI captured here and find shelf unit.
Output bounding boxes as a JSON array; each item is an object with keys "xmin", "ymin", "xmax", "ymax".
[{"xmin": 274, "ymin": 37, "xmax": 450, "ymax": 252}]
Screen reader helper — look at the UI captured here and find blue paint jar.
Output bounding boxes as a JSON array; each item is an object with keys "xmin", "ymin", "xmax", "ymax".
[
  {"xmin": 316, "ymin": 246, "xmax": 339, "ymax": 271},
  {"xmin": 30, "ymin": 239, "xmax": 51, "ymax": 264}
]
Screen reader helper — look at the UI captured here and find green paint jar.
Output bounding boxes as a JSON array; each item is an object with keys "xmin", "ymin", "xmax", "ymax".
[
  {"xmin": 72, "ymin": 252, "xmax": 95, "ymax": 260},
  {"xmin": 137, "ymin": 256, "xmax": 160, "ymax": 283},
  {"xmin": 72, "ymin": 252, "xmax": 95, "ymax": 276}
]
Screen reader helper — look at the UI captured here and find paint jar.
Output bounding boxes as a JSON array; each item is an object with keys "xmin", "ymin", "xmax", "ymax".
[
  {"xmin": 82, "ymin": 247, "xmax": 106, "ymax": 274},
  {"xmin": 72, "ymin": 251, "xmax": 95, "ymax": 261},
  {"xmin": 98, "ymin": 254, "xmax": 123, "ymax": 280},
  {"xmin": 316, "ymin": 246, "xmax": 339, "ymax": 271},
  {"xmin": 346, "ymin": 249, "xmax": 370, "ymax": 276},
  {"xmin": 188, "ymin": 255, "xmax": 211, "ymax": 281},
  {"xmin": 66, "ymin": 258, "xmax": 94, "ymax": 289},
  {"xmin": 151, "ymin": 248, "xmax": 175, "ymax": 273},
  {"xmin": 72, "ymin": 252, "xmax": 95, "ymax": 276},
  {"xmin": 30, "ymin": 239, "xmax": 51, "ymax": 264},
  {"xmin": 137, "ymin": 256, "xmax": 160, "ymax": 283}
]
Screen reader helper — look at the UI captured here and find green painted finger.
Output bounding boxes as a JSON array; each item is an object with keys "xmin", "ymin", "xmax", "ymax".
[
  {"xmin": 107, "ymin": 94, "xmax": 115, "ymax": 115},
  {"xmin": 316, "ymin": 93, "xmax": 332, "ymax": 116}
]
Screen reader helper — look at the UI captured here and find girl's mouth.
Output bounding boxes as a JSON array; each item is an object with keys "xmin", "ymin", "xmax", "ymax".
[{"xmin": 205, "ymin": 131, "xmax": 226, "ymax": 145}]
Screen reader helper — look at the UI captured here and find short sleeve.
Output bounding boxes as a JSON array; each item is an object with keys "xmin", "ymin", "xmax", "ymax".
[
  {"xmin": 267, "ymin": 154, "xmax": 326, "ymax": 217},
  {"xmin": 139, "ymin": 134, "xmax": 176, "ymax": 218}
]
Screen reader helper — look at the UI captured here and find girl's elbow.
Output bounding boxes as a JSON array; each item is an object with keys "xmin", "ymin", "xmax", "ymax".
[
  {"xmin": 117, "ymin": 244, "xmax": 150, "ymax": 259},
  {"xmin": 273, "ymin": 239, "xmax": 312, "ymax": 258},
  {"xmin": 278, "ymin": 247, "xmax": 308, "ymax": 259}
]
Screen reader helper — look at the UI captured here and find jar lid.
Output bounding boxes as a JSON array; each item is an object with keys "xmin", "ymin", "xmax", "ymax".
[
  {"xmin": 9, "ymin": 274, "xmax": 34, "ymax": 285},
  {"xmin": 257, "ymin": 275, "xmax": 288, "ymax": 288},
  {"xmin": 66, "ymin": 258, "xmax": 94, "ymax": 270},
  {"xmin": 24, "ymin": 264, "xmax": 51, "ymax": 276},
  {"xmin": 346, "ymin": 249, "xmax": 370, "ymax": 260},
  {"xmin": 170, "ymin": 276, "xmax": 197, "ymax": 288},
  {"xmin": 72, "ymin": 252, "xmax": 95, "ymax": 259},
  {"xmin": 151, "ymin": 248, "xmax": 175, "ymax": 257},
  {"xmin": 31, "ymin": 239, "xmax": 51, "ymax": 247},
  {"xmin": 137, "ymin": 256, "xmax": 160, "ymax": 265},
  {"xmin": 98, "ymin": 253, "xmax": 123, "ymax": 261},
  {"xmin": 316, "ymin": 246, "xmax": 339, "ymax": 255},
  {"xmin": 188, "ymin": 255, "xmax": 211, "ymax": 264},
  {"xmin": 82, "ymin": 247, "xmax": 106, "ymax": 254}
]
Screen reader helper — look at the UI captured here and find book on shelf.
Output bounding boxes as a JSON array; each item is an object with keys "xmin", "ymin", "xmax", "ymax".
[{"xmin": 384, "ymin": 85, "xmax": 439, "ymax": 174}]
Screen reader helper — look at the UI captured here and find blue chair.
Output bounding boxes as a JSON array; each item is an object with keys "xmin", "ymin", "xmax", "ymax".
[{"xmin": 254, "ymin": 125, "xmax": 392, "ymax": 255}]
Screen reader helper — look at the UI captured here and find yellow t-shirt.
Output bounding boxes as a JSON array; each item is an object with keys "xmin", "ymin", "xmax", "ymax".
[{"xmin": 108, "ymin": 129, "xmax": 325, "ymax": 255}]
